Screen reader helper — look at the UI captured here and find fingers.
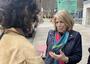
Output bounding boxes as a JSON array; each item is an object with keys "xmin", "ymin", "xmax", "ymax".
[
  {"xmin": 49, "ymin": 51, "xmax": 57, "ymax": 59},
  {"xmin": 49, "ymin": 50, "xmax": 65, "ymax": 60},
  {"xmin": 49, "ymin": 50, "xmax": 68, "ymax": 62},
  {"xmin": 49, "ymin": 51, "xmax": 56, "ymax": 58},
  {"xmin": 49, "ymin": 51, "xmax": 62, "ymax": 60},
  {"xmin": 60, "ymin": 49, "xmax": 64, "ymax": 55}
]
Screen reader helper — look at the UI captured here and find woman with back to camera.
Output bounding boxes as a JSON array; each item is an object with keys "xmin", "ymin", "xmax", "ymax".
[
  {"xmin": 45, "ymin": 10, "xmax": 82, "ymax": 64},
  {"xmin": 0, "ymin": 0, "xmax": 44, "ymax": 64}
]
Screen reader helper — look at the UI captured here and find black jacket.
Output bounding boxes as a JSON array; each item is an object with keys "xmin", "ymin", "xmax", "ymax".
[
  {"xmin": 87, "ymin": 48, "xmax": 90, "ymax": 64},
  {"xmin": 45, "ymin": 30, "xmax": 82, "ymax": 64}
]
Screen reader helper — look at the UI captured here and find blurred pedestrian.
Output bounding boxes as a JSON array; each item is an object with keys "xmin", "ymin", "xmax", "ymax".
[
  {"xmin": 0, "ymin": 0, "xmax": 44, "ymax": 64},
  {"xmin": 45, "ymin": 10, "xmax": 82, "ymax": 64}
]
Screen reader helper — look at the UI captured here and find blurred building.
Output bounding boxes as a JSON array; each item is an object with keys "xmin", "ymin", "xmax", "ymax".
[
  {"xmin": 77, "ymin": 0, "xmax": 83, "ymax": 18},
  {"xmin": 56, "ymin": 0, "xmax": 83, "ymax": 18},
  {"xmin": 56, "ymin": 0, "xmax": 77, "ymax": 14},
  {"xmin": 36, "ymin": 0, "xmax": 83, "ymax": 18},
  {"xmin": 83, "ymin": 0, "xmax": 90, "ymax": 25},
  {"xmin": 77, "ymin": 0, "xmax": 83, "ymax": 11},
  {"xmin": 36, "ymin": 0, "xmax": 56, "ymax": 18}
]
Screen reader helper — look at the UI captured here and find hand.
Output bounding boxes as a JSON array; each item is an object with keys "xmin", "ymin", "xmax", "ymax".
[{"xmin": 49, "ymin": 50, "xmax": 69, "ymax": 62}]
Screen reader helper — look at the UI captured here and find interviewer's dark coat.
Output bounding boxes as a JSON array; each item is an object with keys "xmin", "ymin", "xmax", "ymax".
[{"xmin": 45, "ymin": 30, "xmax": 82, "ymax": 64}]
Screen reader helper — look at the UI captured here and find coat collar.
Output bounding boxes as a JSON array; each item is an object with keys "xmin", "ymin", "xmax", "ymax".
[{"xmin": 4, "ymin": 28, "xmax": 24, "ymax": 36}]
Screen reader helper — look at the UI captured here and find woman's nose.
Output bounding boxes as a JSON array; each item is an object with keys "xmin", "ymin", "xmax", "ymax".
[{"xmin": 58, "ymin": 22, "xmax": 62, "ymax": 26}]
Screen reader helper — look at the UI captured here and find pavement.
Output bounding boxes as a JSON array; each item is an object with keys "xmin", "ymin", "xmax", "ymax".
[
  {"xmin": 33, "ymin": 19, "xmax": 54, "ymax": 57},
  {"xmin": 73, "ymin": 24, "xmax": 90, "ymax": 64},
  {"xmin": 33, "ymin": 18, "xmax": 90, "ymax": 64}
]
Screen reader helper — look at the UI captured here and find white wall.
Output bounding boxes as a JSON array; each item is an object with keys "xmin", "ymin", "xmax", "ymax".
[{"xmin": 83, "ymin": 1, "xmax": 90, "ymax": 25}]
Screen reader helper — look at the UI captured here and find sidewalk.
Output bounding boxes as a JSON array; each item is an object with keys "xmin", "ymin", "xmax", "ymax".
[
  {"xmin": 33, "ymin": 20, "xmax": 54, "ymax": 57},
  {"xmin": 33, "ymin": 19, "xmax": 90, "ymax": 64},
  {"xmin": 73, "ymin": 24, "xmax": 90, "ymax": 64}
]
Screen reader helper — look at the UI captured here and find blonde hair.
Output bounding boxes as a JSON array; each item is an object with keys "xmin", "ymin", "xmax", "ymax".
[{"xmin": 52, "ymin": 10, "xmax": 74, "ymax": 31}]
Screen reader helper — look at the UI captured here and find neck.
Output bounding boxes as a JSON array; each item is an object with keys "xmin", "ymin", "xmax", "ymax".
[
  {"xmin": 15, "ymin": 28, "xmax": 24, "ymax": 35},
  {"xmin": 5, "ymin": 28, "xmax": 24, "ymax": 36}
]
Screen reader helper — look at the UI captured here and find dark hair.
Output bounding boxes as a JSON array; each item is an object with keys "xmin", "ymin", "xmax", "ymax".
[{"xmin": 1, "ymin": 0, "xmax": 39, "ymax": 37}]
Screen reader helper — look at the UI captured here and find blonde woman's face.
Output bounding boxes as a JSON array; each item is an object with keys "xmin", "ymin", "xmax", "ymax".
[{"xmin": 55, "ymin": 17, "xmax": 67, "ymax": 33}]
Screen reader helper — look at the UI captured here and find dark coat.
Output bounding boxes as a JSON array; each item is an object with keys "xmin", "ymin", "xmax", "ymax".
[
  {"xmin": 45, "ymin": 30, "xmax": 82, "ymax": 64},
  {"xmin": 87, "ymin": 48, "xmax": 90, "ymax": 64}
]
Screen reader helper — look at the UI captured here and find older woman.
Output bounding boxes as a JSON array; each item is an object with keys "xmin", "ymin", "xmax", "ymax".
[
  {"xmin": 0, "ymin": 0, "xmax": 44, "ymax": 64},
  {"xmin": 45, "ymin": 10, "xmax": 82, "ymax": 64}
]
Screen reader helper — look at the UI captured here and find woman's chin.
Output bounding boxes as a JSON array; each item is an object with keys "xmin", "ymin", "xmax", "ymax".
[{"xmin": 58, "ymin": 31, "xmax": 64, "ymax": 33}]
